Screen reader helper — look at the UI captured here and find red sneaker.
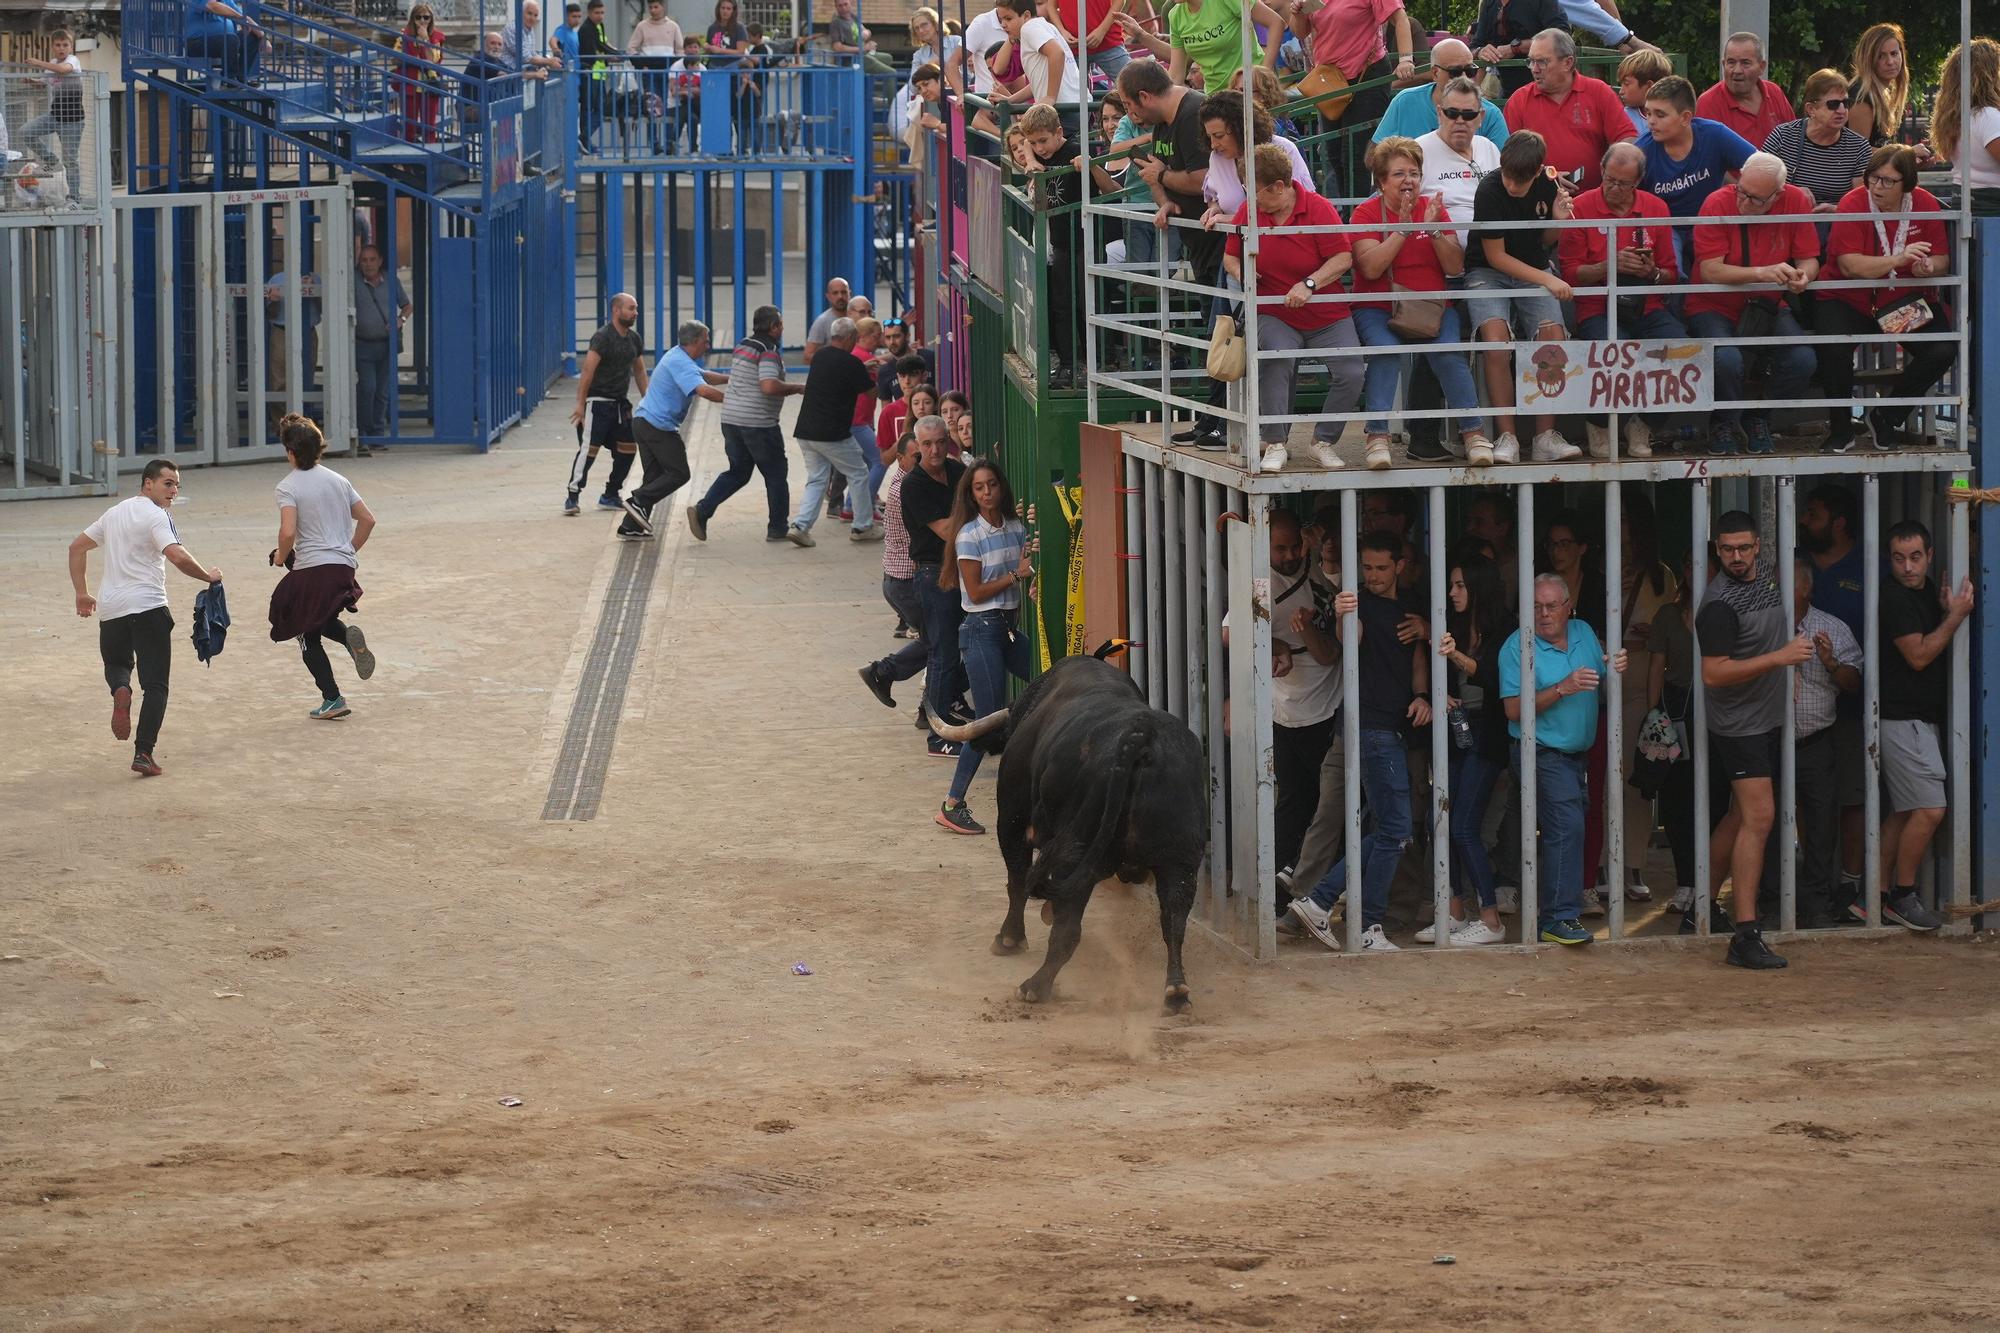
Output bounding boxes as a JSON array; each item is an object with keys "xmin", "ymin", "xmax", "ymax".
[
  {"xmin": 130, "ymin": 752, "xmax": 163, "ymax": 778},
  {"xmin": 111, "ymin": 686, "xmax": 131, "ymax": 741}
]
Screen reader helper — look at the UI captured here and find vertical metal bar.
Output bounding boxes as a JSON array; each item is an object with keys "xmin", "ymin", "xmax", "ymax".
[
  {"xmin": 1605, "ymin": 478, "xmax": 1625, "ymax": 940},
  {"xmin": 732, "ymin": 168, "xmax": 747, "ymax": 342},
  {"xmin": 1691, "ymin": 485, "xmax": 1712, "ymax": 934},
  {"xmin": 283, "ymin": 199, "xmax": 304, "ymax": 419},
  {"xmin": 1184, "ymin": 472, "xmax": 1205, "ymax": 735},
  {"xmin": 1163, "ymin": 469, "xmax": 1185, "ymax": 721},
  {"xmin": 1517, "ymin": 481, "xmax": 1539, "ymax": 936},
  {"xmin": 1428, "ymin": 486, "xmax": 1450, "ymax": 947},
  {"xmin": 1948, "ymin": 475, "xmax": 1971, "ymax": 917},
  {"xmin": 1236, "ymin": 0, "xmax": 1259, "ymax": 467},
  {"xmin": 156, "ymin": 206, "xmax": 173, "ymax": 459},
  {"xmin": 325, "ymin": 194, "xmax": 355, "ymax": 454},
  {"xmin": 1862, "ymin": 474, "xmax": 1882, "ymax": 926},
  {"xmin": 5, "ymin": 232, "xmax": 20, "ymax": 491},
  {"xmin": 1124, "ymin": 451, "xmax": 1145, "ymax": 690},
  {"xmin": 1204, "ymin": 479, "xmax": 1228, "ymax": 925},
  {"xmin": 1143, "ymin": 461, "xmax": 1164, "ymax": 708},
  {"xmin": 246, "ymin": 216, "xmax": 266, "ymax": 456},
  {"xmin": 200, "ymin": 197, "xmax": 224, "ymax": 464},
  {"xmin": 1248, "ymin": 497, "xmax": 1276, "ymax": 959},
  {"xmin": 1777, "ymin": 478, "xmax": 1798, "ymax": 933},
  {"xmin": 1340, "ymin": 489, "xmax": 1362, "ymax": 952},
  {"xmin": 54, "ymin": 227, "xmax": 78, "ymax": 484}
]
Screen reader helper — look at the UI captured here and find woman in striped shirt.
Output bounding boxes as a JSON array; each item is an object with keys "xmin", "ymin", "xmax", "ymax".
[
  {"xmin": 1761, "ymin": 69, "xmax": 1871, "ymax": 213},
  {"xmin": 935, "ymin": 458, "xmax": 1038, "ymax": 835}
]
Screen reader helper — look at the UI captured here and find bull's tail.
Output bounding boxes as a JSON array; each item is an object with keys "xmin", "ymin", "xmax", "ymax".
[{"xmin": 1076, "ymin": 721, "xmax": 1151, "ymax": 881}]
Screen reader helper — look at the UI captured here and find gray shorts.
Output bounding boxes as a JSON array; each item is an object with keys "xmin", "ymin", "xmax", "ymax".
[
  {"xmin": 1832, "ymin": 714, "xmax": 1865, "ymax": 808},
  {"xmin": 1463, "ymin": 268, "xmax": 1565, "ymax": 342},
  {"xmin": 1880, "ymin": 717, "xmax": 1947, "ymax": 813}
]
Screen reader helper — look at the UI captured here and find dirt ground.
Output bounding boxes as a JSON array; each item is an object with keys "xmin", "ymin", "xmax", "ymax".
[{"xmin": 5, "ymin": 404, "xmax": 1999, "ymax": 1332}]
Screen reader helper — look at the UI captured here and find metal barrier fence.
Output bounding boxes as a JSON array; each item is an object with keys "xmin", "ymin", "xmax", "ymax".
[
  {"xmin": 573, "ymin": 59, "xmax": 867, "ymax": 163},
  {"xmin": 0, "ymin": 67, "xmax": 108, "ymax": 213}
]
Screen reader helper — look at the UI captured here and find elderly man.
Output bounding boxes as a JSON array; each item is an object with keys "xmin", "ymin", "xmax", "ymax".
[
  {"xmin": 802, "ymin": 277, "xmax": 851, "ymax": 361},
  {"xmin": 1499, "ymin": 572, "xmax": 1629, "ymax": 946},
  {"xmin": 902, "ymin": 414, "xmax": 970, "ymax": 753},
  {"xmin": 1683, "ymin": 153, "xmax": 1819, "ymax": 456},
  {"xmin": 1556, "ymin": 140, "xmax": 1681, "ymax": 457},
  {"xmin": 504, "ymin": 0, "xmax": 564, "ymax": 70},
  {"xmin": 1503, "ymin": 29, "xmax": 1635, "ymax": 189},
  {"xmin": 788, "ymin": 317, "xmax": 883, "ymax": 547},
  {"xmin": 690, "ymin": 303, "xmax": 804, "ymax": 542},
  {"xmin": 617, "ymin": 320, "xmax": 725, "ymax": 539},
  {"xmin": 1697, "ymin": 32, "xmax": 1794, "ymax": 151},
  {"xmin": 1374, "ymin": 40, "xmax": 1507, "ymax": 146},
  {"xmin": 353, "ymin": 245, "xmax": 410, "ymax": 443}
]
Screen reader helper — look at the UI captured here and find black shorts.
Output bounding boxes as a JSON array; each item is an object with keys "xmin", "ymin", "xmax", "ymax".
[
  {"xmin": 1710, "ymin": 727, "xmax": 1782, "ymax": 782},
  {"xmin": 579, "ymin": 397, "xmax": 634, "ymax": 449}
]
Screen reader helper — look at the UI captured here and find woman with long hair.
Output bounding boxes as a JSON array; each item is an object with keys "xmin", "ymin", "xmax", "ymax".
[
  {"xmin": 706, "ymin": 0, "xmax": 748, "ymax": 55},
  {"xmin": 1931, "ymin": 38, "xmax": 2000, "ymax": 216},
  {"xmin": 1429, "ymin": 555, "xmax": 1512, "ymax": 944},
  {"xmin": 934, "ymin": 458, "xmax": 1036, "ymax": 834},
  {"xmin": 267, "ymin": 415, "xmax": 378, "ymax": 720},
  {"xmin": 1847, "ymin": 23, "xmax": 1911, "ymax": 148},
  {"xmin": 396, "ymin": 4, "xmax": 444, "ymax": 143}
]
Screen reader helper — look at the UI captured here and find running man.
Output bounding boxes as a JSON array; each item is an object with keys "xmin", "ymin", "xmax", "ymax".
[
  {"xmin": 616, "ymin": 320, "xmax": 727, "ymax": 539},
  {"xmin": 268, "ymin": 415, "xmax": 379, "ymax": 720},
  {"xmin": 566, "ymin": 292, "xmax": 649, "ymax": 515},
  {"xmin": 67, "ymin": 459, "xmax": 223, "ymax": 777}
]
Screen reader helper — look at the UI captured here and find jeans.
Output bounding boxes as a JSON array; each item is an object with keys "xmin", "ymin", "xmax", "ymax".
[
  {"xmin": 873, "ymin": 575, "xmax": 929, "ymax": 683},
  {"xmin": 20, "ymin": 114, "xmax": 83, "ymax": 182},
  {"xmin": 1121, "ymin": 215, "xmax": 1180, "ymax": 271},
  {"xmin": 851, "ymin": 424, "xmax": 882, "ymax": 510},
  {"xmin": 1514, "ymin": 743, "xmax": 1587, "ymax": 926},
  {"xmin": 1351, "ymin": 306, "xmax": 1483, "ymax": 437},
  {"xmin": 1358, "ymin": 728, "xmax": 1413, "ymax": 930},
  {"xmin": 1686, "ymin": 307, "xmax": 1814, "ymax": 428},
  {"xmin": 792, "ymin": 435, "xmax": 873, "ymax": 532},
  {"xmin": 700, "ymin": 423, "xmax": 790, "ymax": 538},
  {"xmin": 1088, "ymin": 44, "xmax": 1132, "ymax": 78},
  {"xmin": 913, "ymin": 563, "xmax": 967, "ymax": 718},
  {"xmin": 948, "ymin": 608, "xmax": 1031, "ymax": 801},
  {"xmin": 1290, "ymin": 730, "xmax": 1348, "ymax": 893},
  {"xmin": 620, "ymin": 419, "xmax": 691, "ymax": 531},
  {"xmin": 100, "ymin": 606, "xmax": 173, "ymax": 754},
  {"xmin": 1255, "ymin": 315, "xmax": 1362, "ymax": 445},
  {"xmin": 355, "ymin": 336, "xmax": 394, "ymax": 437},
  {"xmin": 1449, "ymin": 746, "xmax": 1503, "ymax": 910},
  {"xmin": 1273, "ymin": 714, "xmax": 1338, "ymax": 878},
  {"xmin": 300, "ymin": 615, "xmax": 352, "ymax": 701}
]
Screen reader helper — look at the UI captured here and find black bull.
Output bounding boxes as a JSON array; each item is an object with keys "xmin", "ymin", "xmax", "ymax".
[{"xmin": 930, "ymin": 653, "xmax": 1209, "ymax": 1013}]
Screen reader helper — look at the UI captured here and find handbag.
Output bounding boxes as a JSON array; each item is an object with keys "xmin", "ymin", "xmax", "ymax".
[
  {"xmin": 1206, "ymin": 314, "xmax": 1246, "ymax": 382},
  {"xmin": 1387, "ymin": 283, "xmax": 1443, "ymax": 339},
  {"xmin": 1730, "ymin": 223, "xmax": 1783, "ymax": 339},
  {"xmin": 1295, "ymin": 62, "xmax": 1354, "ymax": 122}
]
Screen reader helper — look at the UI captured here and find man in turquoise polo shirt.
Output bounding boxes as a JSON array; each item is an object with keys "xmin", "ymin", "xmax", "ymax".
[
  {"xmin": 616, "ymin": 320, "xmax": 726, "ymax": 539},
  {"xmin": 1499, "ymin": 573, "xmax": 1628, "ymax": 944}
]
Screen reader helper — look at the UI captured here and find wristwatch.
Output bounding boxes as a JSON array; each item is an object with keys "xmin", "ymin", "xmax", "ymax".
[{"xmin": 1303, "ymin": 277, "xmax": 1318, "ymax": 292}]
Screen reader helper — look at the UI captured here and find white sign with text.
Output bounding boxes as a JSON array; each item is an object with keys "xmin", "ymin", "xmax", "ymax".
[{"xmin": 1514, "ymin": 339, "xmax": 1714, "ymax": 413}]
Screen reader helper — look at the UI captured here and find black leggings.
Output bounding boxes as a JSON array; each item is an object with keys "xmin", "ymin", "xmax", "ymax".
[
  {"xmin": 1815, "ymin": 297, "xmax": 1958, "ymax": 430},
  {"xmin": 301, "ymin": 616, "xmax": 351, "ymax": 700}
]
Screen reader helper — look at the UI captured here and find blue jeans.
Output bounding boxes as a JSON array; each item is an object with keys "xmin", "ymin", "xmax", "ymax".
[
  {"xmin": 1513, "ymin": 743, "xmax": 1587, "ymax": 926},
  {"xmin": 1449, "ymin": 746, "xmax": 1503, "ymax": 910},
  {"xmin": 355, "ymin": 336, "xmax": 394, "ymax": 436},
  {"xmin": 948, "ymin": 608, "xmax": 1031, "ymax": 801},
  {"xmin": 1358, "ymin": 728, "xmax": 1413, "ymax": 931},
  {"xmin": 852, "ymin": 423, "xmax": 883, "ymax": 510},
  {"xmin": 1352, "ymin": 306, "xmax": 1483, "ymax": 437},
  {"xmin": 913, "ymin": 563, "xmax": 967, "ymax": 718},
  {"xmin": 1308, "ymin": 857, "xmax": 1347, "ymax": 911},
  {"xmin": 1122, "ymin": 214, "xmax": 1180, "ymax": 269},
  {"xmin": 1088, "ymin": 45, "xmax": 1132, "ymax": 78},
  {"xmin": 873, "ymin": 575, "xmax": 929, "ymax": 683},
  {"xmin": 700, "ymin": 423, "xmax": 790, "ymax": 538},
  {"xmin": 792, "ymin": 435, "xmax": 873, "ymax": 532},
  {"xmin": 1685, "ymin": 307, "xmax": 1814, "ymax": 428}
]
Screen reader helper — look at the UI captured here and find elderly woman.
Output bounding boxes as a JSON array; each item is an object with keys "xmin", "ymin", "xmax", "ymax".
[
  {"xmin": 1348, "ymin": 135, "xmax": 1493, "ymax": 469},
  {"xmin": 1761, "ymin": 69, "xmax": 1871, "ymax": 213},
  {"xmin": 1222, "ymin": 142, "xmax": 1360, "ymax": 473},
  {"xmin": 1818, "ymin": 145, "xmax": 1956, "ymax": 451}
]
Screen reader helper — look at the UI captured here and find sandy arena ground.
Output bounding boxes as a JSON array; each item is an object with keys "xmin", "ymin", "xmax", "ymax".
[{"xmin": 4, "ymin": 401, "xmax": 1999, "ymax": 1331}]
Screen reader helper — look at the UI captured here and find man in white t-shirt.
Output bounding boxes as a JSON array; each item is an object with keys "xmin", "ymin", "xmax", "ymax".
[
  {"xmin": 1418, "ymin": 78, "xmax": 1500, "ymax": 246},
  {"xmin": 958, "ymin": 8, "xmax": 1008, "ymax": 98},
  {"xmin": 67, "ymin": 459, "xmax": 223, "ymax": 777},
  {"xmin": 995, "ymin": 0, "xmax": 1081, "ymax": 109}
]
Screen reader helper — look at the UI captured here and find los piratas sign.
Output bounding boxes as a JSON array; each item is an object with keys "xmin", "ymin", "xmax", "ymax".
[{"xmin": 1513, "ymin": 340, "xmax": 1714, "ymax": 413}]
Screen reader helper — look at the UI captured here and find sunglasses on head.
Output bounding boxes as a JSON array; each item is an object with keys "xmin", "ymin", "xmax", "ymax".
[
  {"xmin": 1438, "ymin": 64, "xmax": 1478, "ymax": 78},
  {"xmin": 883, "ymin": 318, "xmax": 906, "ymax": 327},
  {"xmin": 1440, "ymin": 106, "xmax": 1482, "ymax": 122}
]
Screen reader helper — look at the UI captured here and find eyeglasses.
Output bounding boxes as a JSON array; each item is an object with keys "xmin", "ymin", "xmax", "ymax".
[
  {"xmin": 1439, "ymin": 107, "xmax": 1481, "ymax": 122},
  {"xmin": 1817, "ymin": 97, "xmax": 1848, "ymax": 110},
  {"xmin": 1533, "ymin": 599, "xmax": 1569, "ymax": 613},
  {"xmin": 1526, "ymin": 57, "xmax": 1559, "ymax": 70},
  {"xmin": 1735, "ymin": 183, "xmax": 1779, "ymax": 206},
  {"xmin": 1547, "ymin": 537, "xmax": 1578, "ymax": 550},
  {"xmin": 1866, "ymin": 174, "xmax": 1905, "ymax": 189},
  {"xmin": 1437, "ymin": 64, "xmax": 1478, "ymax": 78},
  {"xmin": 1601, "ymin": 174, "xmax": 1638, "ymax": 190}
]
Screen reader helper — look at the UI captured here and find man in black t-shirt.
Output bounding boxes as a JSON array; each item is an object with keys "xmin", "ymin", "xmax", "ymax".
[
  {"xmin": 565, "ymin": 292, "xmax": 648, "ymax": 516},
  {"xmin": 901, "ymin": 416, "xmax": 969, "ymax": 753},
  {"xmin": 1118, "ymin": 61, "xmax": 1222, "ymax": 283},
  {"xmin": 1877, "ymin": 520, "xmax": 1973, "ymax": 932},
  {"xmin": 1346, "ymin": 531, "xmax": 1433, "ymax": 951},
  {"xmin": 786, "ymin": 318, "xmax": 883, "ymax": 547}
]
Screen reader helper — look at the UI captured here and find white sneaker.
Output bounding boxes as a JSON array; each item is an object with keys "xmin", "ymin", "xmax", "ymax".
[
  {"xmin": 1490, "ymin": 432, "xmax": 1520, "ymax": 464},
  {"xmin": 1445, "ymin": 432, "xmax": 1469, "ymax": 459},
  {"xmin": 1464, "ymin": 433, "xmax": 1495, "ymax": 467},
  {"xmin": 1450, "ymin": 919, "xmax": 1507, "ymax": 947},
  {"xmin": 1585, "ymin": 421, "xmax": 1611, "ymax": 459},
  {"xmin": 1670, "ymin": 885, "xmax": 1694, "ymax": 913},
  {"xmin": 1259, "ymin": 442, "xmax": 1289, "ymax": 472},
  {"xmin": 1624, "ymin": 878, "xmax": 1653, "ymax": 903},
  {"xmin": 1495, "ymin": 884, "xmax": 1520, "ymax": 916},
  {"xmin": 1413, "ymin": 916, "xmax": 1467, "ymax": 944},
  {"xmin": 1624, "ymin": 417, "xmax": 1653, "ymax": 458},
  {"xmin": 1358, "ymin": 924, "xmax": 1401, "ymax": 953},
  {"xmin": 1287, "ymin": 896, "xmax": 1342, "ymax": 951},
  {"xmin": 1532, "ymin": 429, "xmax": 1582, "ymax": 461},
  {"xmin": 1364, "ymin": 436, "xmax": 1392, "ymax": 470},
  {"xmin": 1580, "ymin": 885, "xmax": 1607, "ymax": 917},
  {"xmin": 1310, "ymin": 440, "xmax": 1344, "ymax": 470}
]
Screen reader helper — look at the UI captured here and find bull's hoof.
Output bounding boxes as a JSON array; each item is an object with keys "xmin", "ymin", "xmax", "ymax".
[
  {"xmin": 1163, "ymin": 985, "xmax": 1192, "ymax": 1015},
  {"xmin": 991, "ymin": 933, "xmax": 1025, "ymax": 955},
  {"xmin": 1019, "ymin": 978, "xmax": 1052, "ymax": 1004}
]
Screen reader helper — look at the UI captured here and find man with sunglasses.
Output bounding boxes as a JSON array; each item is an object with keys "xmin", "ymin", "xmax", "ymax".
[{"xmin": 1372, "ymin": 39, "xmax": 1507, "ymax": 147}]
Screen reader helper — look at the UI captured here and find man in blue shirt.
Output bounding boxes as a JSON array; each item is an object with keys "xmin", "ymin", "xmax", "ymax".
[
  {"xmin": 554, "ymin": 2, "xmax": 582, "ymax": 64},
  {"xmin": 617, "ymin": 320, "xmax": 726, "ymax": 539},
  {"xmin": 1499, "ymin": 573, "xmax": 1627, "ymax": 944},
  {"xmin": 1637, "ymin": 74, "xmax": 1754, "ymax": 266},
  {"xmin": 1371, "ymin": 39, "xmax": 1508, "ymax": 149}
]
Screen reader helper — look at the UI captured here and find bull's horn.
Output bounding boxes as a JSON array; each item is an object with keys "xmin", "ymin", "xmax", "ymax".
[{"xmin": 929, "ymin": 708, "xmax": 1009, "ymax": 742}]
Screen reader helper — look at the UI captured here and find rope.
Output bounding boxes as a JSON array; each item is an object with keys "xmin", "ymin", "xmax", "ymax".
[{"xmin": 1943, "ymin": 483, "xmax": 2000, "ymax": 507}]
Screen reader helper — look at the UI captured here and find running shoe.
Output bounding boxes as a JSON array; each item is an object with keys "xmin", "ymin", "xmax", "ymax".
[
  {"xmin": 1358, "ymin": 924, "xmax": 1400, "ymax": 953},
  {"xmin": 597, "ymin": 494, "xmax": 623, "ymax": 510},
  {"xmin": 1287, "ymin": 896, "xmax": 1342, "ymax": 951},
  {"xmin": 935, "ymin": 801, "xmax": 986, "ymax": 834},
  {"xmin": 1539, "ymin": 919, "xmax": 1590, "ymax": 945},
  {"xmin": 111, "ymin": 686, "xmax": 131, "ymax": 741},
  {"xmin": 1450, "ymin": 919, "xmax": 1508, "ymax": 947},
  {"xmin": 785, "ymin": 525, "xmax": 816, "ymax": 548},
  {"xmin": 1725, "ymin": 927, "xmax": 1788, "ymax": 970},
  {"xmin": 309, "ymin": 697, "xmax": 352, "ymax": 720},
  {"xmin": 345, "ymin": 626, "xmax": 375, "ymax": 681},
  {"xmin": 563, "ymin": 491, "xmax": 581, "ymax": 516},
  {"xmin": 1884, "ymin": 889, "xmax": 1943, "ymax": 933},
  {"xmin": 130, "ymin": 751, "xmax": 163, "ymax": 777},
  {"xmin": 621, "ymin": 498, "xmax": 654, "ymax": 534},
  {"xmin": 926, "ymin": 738, "xmax": 963, "ymax": 759}
]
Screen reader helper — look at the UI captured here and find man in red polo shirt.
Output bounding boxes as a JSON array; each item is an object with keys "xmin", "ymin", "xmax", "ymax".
[
  {"xmin": 1682, "ymin": 152, "xmax": 1819, "ymax": 457},
  {"xmin": 1504, "ymin": 28, "xmax": 1634, "ymax": 189},
  {"xmin": 1558, "ymin": 141, "xmax": 1683, "ymax": 457},
  {"xmin": 1695, "ymin": 32, "xmax": 1795, "ymax": 151}
]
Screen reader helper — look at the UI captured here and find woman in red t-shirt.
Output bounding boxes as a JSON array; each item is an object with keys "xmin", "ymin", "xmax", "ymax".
[
  {"xmin": 397, "ymin": 5, "xmax": 445, "ymax": 144},
  {"xmin": 1348, "ymin": 136, "xmax": 1493, "ymax": 468},
  {"xmin": 1818, "ymin": 144, "xmax": 1955, "ymax": 450},
  {"xmin": 1221, "ymin": 143, "xmax": 1359, "ymax": 472}
]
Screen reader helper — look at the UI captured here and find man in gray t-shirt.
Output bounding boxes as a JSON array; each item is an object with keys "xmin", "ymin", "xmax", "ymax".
[
  {"xmin": 689, "ymin": 304, "xmax": 806, "ymax": 543},
  {"xmin": 800, "ymin": 275, "xmax": 851, "ymax": 360},
  {"xmin": 1691, "ymin": 511, "xmax": 1813, "ymax": 967}
]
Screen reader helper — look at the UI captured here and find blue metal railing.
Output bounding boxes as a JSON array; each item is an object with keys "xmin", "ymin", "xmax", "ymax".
[{"xmin": 572, "ymin": 58, "xmax": 866, "ymax": 164}]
